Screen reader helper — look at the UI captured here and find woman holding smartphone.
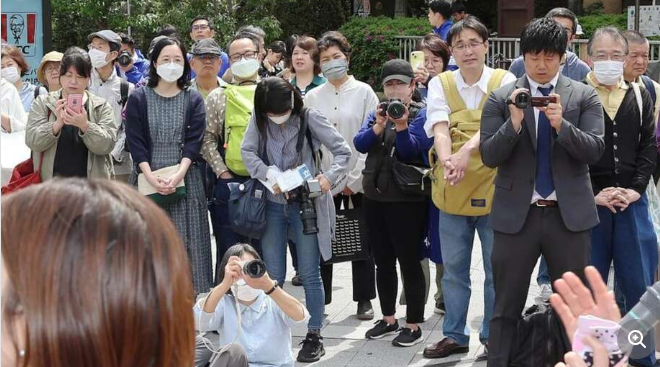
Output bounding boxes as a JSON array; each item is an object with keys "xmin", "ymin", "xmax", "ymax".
[
  {"xmin": 124, "ymin": 36, "xmax": 213, "ymax": 295},
  {"xmin": 26, "ymin": 47, "xmax": 117, "ymax": 180}
]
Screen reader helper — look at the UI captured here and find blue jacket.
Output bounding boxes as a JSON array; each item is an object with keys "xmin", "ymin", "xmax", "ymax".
[
  {"xmin": 509, "ymin": 51, "xmax": 591, "ymax": 82},
  {"xmin": 354, "ymin": 107, "xmax": 433, "ymax": 165},
  {"xmin": 433, "ymin": 21, "xmax": 453, "ymax": 42}
]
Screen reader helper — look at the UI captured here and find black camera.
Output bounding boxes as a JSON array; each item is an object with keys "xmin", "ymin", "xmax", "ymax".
[
  {"xmin": 117, "ymin": 50, "xmax": 133, "ymax": 67},
  {"xmin": 242, "ymin": 259, "xmax": 267, "ymax": 278},
  {"xmin": 287, "ymin": 180, "xmax": 323, "ymax": 235},
  {"xmin": 378, "ymin": 98, "xmax": 406, "ymax": 120},
  {"xmin": 507, "ymin": 91, "xmax": 557, "ymax": 109}
]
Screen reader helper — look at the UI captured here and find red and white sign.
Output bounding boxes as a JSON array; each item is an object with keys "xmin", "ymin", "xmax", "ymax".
[{"xmin": 1, "ymin": 13, "xmax": 38, "ymax": 56}]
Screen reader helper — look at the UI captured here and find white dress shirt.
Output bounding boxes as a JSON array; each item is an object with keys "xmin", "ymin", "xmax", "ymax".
[
  {"xmin": 527, "ymin": 73, "xmax": 560, "ymax": 203},
  {"xmin": 305, "ymin": 76, "xmax": 379, "ymax": 194},
  {"xmin": 424, "ymin": 66, "xmax": 516, "ymax": 138}
]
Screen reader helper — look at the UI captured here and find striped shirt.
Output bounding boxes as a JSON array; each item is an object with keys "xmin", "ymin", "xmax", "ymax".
[{"xmin": 266, "ymin": 115, "xmax": 302, "ymax": 204}]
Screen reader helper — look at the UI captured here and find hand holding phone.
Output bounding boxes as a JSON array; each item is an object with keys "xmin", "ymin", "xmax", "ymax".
[
  {"xmin": 66, "ymin": 94, "xmax": 83, "ymax": 114},
  {"xmin": 410, "ymin": 51, "xmax": 425, "ymax": 70}
]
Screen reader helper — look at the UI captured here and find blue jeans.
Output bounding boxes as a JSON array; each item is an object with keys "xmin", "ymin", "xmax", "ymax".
[
  {"xmin": 537, "ymin": 257, "xmax": 551, "ymax": 285},
  {"xmin": 591, "ymin": 193, "xmax": 658, "ymax": 366},
  {"xmin": 260, "ymin": 201, "xmax": 325, "ymax": 330},
  {"xmin": 437, "ymin": 210, "xmax": 494, "ymax": 345}
]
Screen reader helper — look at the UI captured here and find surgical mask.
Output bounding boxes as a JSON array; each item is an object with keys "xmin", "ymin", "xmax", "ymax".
[
  {"xmin": 234, "ymin": 279, "xmax": 262, "ymax": 302},
  {"xmin": 321, "ymin": 59, "xmax": 348, "ymax": 81},
  {"xmin": 156, "ymin": 62, "xmax": 184, "ymax": 83},
  {"xmin": 88, "ymin": 48, "xmax": 110, "ymax": 68},
  {"xmin": 593, "ymin": 60, "xmax": 624, "ymax": 86},
  {"xmin": 1, "ymin": 66, "xmax": 20, "ymax": 83},
  {"xmin": 270, "ymin": 111, "xmax": 291, "ymax": 125},
  {"xmin": 231, "ymin": 58, "xmax": 260, "ymax": 79}
]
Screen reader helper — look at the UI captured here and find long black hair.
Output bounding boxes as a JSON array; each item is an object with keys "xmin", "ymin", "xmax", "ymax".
[
  {"xmin": 147, "ymin": 37, "xmax": 191, "ymax": 90},
  {"xmin": 253, "ymin": 77, "xmax": 304, "ymax": 133}
]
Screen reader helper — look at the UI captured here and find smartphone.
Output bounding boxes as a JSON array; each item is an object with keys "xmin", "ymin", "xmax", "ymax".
[
  {"xmin": 67, "ymin": 94, "xmax": 83, "ymax": 114},
  {"xmin": 410, "ymin": 51, "xmax": 425, "ymax": 70}
]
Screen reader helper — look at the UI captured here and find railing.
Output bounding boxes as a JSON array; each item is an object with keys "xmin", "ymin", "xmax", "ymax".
[{"xmin": 396, "ymin": 36, "xmax": 660, "ymax": 67}]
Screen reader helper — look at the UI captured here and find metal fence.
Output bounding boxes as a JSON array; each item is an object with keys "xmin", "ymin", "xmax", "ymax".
[{"xmin": 396, "ymin": 36, "xmax": 660, "ymax": 68}]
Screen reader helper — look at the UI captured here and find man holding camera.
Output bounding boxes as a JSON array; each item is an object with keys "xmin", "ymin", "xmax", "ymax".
[
  {"xmin": 117, "ymin": 32, "xmax": 149, "ymax": 87},
  {"xmin": 422, "ymin": 17, "xmax": 515, "ymax": 359},
  {"xmin": 87, "ymin": 30, "xmax": 134, "ymax": 183},
  {"xmin": 480, "ymin": 18, "xmax": 605, "ymax": 366},
  {"xmin": 586, "ymin": 27, "xmax": 657, "ymax": 367}
]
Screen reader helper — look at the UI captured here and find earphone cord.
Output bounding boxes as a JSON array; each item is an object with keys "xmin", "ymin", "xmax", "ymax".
[{"xmin": 196, "ymin": 284, "xmax": 243, "ymax": 358}]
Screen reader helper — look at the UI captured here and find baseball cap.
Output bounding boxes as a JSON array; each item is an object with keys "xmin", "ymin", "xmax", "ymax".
[
  {"xmin": 191, "ymin": 38, "xmax": 221, "ymax": 56},
  {"xmin": 381, "ymin": 59, "xmax": 414, "ymax": 85},
  {"xmin": 87, "ymin": 30, "xmax": 122, "ymax": 48}
]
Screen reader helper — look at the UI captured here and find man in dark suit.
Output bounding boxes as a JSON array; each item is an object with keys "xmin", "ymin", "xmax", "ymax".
[{"xmin": 480, "ymin": 18, "xmax": 605, "ymax": 366}]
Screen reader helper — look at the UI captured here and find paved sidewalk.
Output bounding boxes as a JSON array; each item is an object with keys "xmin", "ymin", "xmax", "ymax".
[{"xmin": 206, "ymin": 233, "xmax": 543, "ymax": 367}]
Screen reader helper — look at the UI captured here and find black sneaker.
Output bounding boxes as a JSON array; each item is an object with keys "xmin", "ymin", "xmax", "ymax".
[
  {"xmin": 292, "ymin": 273, "xmax": 303, "ymax": 287},
  {"xmin": 297, "ymin": 333, "xmax": 325, "ymax": 362},
  {"xmin": 392, "ymin": 327, "xmax": 423, "ymax": 347},
  {"xmin": 365, "ymin": 320, "xmax": 399, "ymax": 339}
]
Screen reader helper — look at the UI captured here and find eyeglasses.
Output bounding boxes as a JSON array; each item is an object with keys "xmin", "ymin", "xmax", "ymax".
[
  {"xmin": 192, "ymin": 24, "xmax": 210, "ymax": 31},
  {"xmin": 452, "ymin": 41, "xmax": 485, "ymax": 52},
  {"xmin": 195, "ymin": 54, "xmax": 219, "ymax": 62},
  {"xmin": 229, "ymin": 50, "xmax": 258, "ymax": 63},
  {"xmin": 592, "ymin": 53, "xmax": 626, "ymax": 62},
  {"xmin": 44, "ymin": 64, "xmax": 60, "ymax": 74}
]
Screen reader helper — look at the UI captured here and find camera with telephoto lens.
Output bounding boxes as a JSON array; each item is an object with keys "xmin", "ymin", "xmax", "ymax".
[
  {"xmin": 287, "ymin": 179, "xmax": 323, "ymax": 235},
  {"xmin": 507, "ymin": 91, "xmax": 557, "ymax": 109},
  {"xmin": 242, "ymin": 259, "xmax": 267, "ymax": 278},
  {"xmin": 117, "ymin": 50, "xmax": 133, "ymax": 67},
  {"xmin": 378, "ymin": 98, "xmax": 406, "ymax": 120}
]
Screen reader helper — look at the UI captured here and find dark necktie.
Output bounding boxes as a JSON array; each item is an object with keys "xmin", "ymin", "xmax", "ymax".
[{"xmin": 535, "ymin": 86, "xmax": 555, "ymax": 198}]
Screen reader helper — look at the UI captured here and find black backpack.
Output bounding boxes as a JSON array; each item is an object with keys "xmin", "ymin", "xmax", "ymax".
[{"xmin": 510, "ymin": 304, "xmax": 571, "ymax": 367}]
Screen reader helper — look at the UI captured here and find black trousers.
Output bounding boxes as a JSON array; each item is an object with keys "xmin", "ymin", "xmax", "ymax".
[
  {"xmin": 487, "ymin": 206, "xmax": 590, "ymax": 367},
  {"xmin": 364, "ymin": 198, "xmax": 428, "ymax": 324}
]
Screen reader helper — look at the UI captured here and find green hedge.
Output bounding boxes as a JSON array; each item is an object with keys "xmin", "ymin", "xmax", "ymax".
[
  {"xmin": 577, "ymin": 13, "xmax": 627, "ymax": 38},
  {"xmin": 339, "ymin": 16, "xmax": 430, "ymax": 89}
]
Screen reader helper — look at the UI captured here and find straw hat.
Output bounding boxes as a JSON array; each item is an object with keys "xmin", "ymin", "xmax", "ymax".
[{"xmin": 37, "ymin": 51, "xmax": 64, "ymax": 85}]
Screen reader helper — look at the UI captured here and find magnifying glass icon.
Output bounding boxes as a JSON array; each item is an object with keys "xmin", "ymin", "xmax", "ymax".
[{"xmin": 628, "ymin": 330, "xmax": 647, "ymax": 348}]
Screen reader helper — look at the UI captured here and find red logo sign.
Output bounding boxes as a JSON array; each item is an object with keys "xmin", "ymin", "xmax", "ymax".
[{"xmin": 1, "ymin": 13, "xmax": 37, "ymax": 56}]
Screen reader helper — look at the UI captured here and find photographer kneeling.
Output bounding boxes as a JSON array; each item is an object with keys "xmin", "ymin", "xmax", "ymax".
[
  {"xmin": 194, "ymin": 243, "xmax": 310, "ymax": 367},
  {"xmin": 240, "ymin": 77, "xmax": 352, "ymax": 362},
  {"xmin": 354, "ymin": 59, "xmax": 432, "ymax": 347}
]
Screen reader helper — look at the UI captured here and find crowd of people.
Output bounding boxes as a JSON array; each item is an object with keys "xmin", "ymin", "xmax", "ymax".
[{"xmin": 2, "ymin": 0, "xmax": 660, "ymax": 366}]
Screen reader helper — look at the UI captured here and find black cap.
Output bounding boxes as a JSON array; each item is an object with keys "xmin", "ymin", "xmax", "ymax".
[
  {"xmin": 87, "ymin": 30, "xmax": 122, "ymax": 48},
  {"xmin": 381, "ymin": 59, "xmax": 414, "ymax": 85},
  {"xmin": 191, "ymin": 38, "xmax": 221, "ymax": 56}
]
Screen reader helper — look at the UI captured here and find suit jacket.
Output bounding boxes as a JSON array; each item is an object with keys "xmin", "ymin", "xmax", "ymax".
[{"xmin": 480, "ymin": 74, "xmax": 605, "ymax": 234}]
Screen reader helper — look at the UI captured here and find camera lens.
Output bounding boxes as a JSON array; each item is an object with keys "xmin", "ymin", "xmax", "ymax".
[
  {"xmin": 243, "ymin": 259, "xmax": 266, "ymax": 278},
  {"xmin": 387, "ymin": 100, "xmax": 406, "ymax": 120},
  {"xmin": 118, "ymin": 51, "xmax": 132, "ymax": 67},
  {"xmin": 515, "ymin": 92, "xmax": 530, "ymax": 109}
]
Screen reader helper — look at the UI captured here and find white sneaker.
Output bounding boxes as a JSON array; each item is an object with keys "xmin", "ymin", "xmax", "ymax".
[{"xmin": 539, "ymin": 283, "xmax": 553, "ymax": 302}]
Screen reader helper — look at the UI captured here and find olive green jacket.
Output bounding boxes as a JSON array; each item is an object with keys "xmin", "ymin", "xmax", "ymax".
[{"xmin": 25, "ymin": 90, "xmax": 118, "ymax": 180}]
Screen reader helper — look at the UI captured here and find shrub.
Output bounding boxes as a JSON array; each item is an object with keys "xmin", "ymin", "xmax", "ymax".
[
  {"xmin": 577, "ymin": 13, "xmax": 627, "ymax": 38},
  {"xmin": 339, "ymin": 16, "xmax": 429, "ymax": 89}
]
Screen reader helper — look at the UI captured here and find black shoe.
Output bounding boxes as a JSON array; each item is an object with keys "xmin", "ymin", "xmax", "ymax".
[
  {"xmin": 297, "ymin": 333, "xmax": 325, "ymax": 363},
  {"xmin": 365, "ymin": 320, "xmax": 399, "ymax": 339},
  {"xmin": 356, "ymin": 301, "xmax": 374, "ymax": 320},
  {"xmin": 434, "ymin": 300, "xmax": 446, "ymax": 315},
  {"xmin": 292, "ymin": 273, "xmax": 302, "ymax": 287},
  {"xmin": 392, "ymin": 327, "xmax": 423, "ymax": 347}
]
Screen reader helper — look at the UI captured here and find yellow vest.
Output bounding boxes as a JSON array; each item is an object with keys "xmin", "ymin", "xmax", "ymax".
[{"xmin": 430, "ymin": 69, "xmax": 507, "ymax": 216}]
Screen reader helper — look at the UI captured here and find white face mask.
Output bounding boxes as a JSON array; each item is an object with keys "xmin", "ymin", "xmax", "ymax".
[
  {"xmin": 1, "ymin": 66, "xmax": 20, "ymax": 83},
  {"xmin": 88, "ymin": 48, "xmax": 110, "ymax": 69},
  {"xmin": 593, "ymin": 60, "xmax": 624, "ymax": 86},
  {"xmin": 156, "ymin": 62, "xmax": 184, "ymax": 83},
  {"xmin": 269, "ymin": 111, "xmax": 291, "ymax": 125},
  {"xmin": 234, "ymin": 279, "xmax": 262, "ymax": 302},
  {"xmin": 231, "ymin": 58, "xmax": 260, "ymax": 79}
]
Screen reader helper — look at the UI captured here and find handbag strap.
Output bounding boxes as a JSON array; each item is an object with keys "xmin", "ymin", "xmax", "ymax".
[{"xmin": 180, "ymin": 89, "xmax": 191, "ymax": 161}]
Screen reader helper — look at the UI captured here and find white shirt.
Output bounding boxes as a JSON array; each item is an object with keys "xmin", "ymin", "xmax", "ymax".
[
  {"xmin": 527, "ymin": 73, "xmax": 560, "ymax": 203},
  {"xmin": 194, "ymin": 292, "xmax": 310, "ymax": 367},
  {"xmin": 424, "ymin": 66, "xmax": 516, "ymax": 137},
  {"xmin": 304, "ymin": 76, "xmax": 379, "ymax": 194},
  {"xmin": 90, "ymin": 67, "xmax": 134, "ymax": 158},
  {"xmin": 1, "ymin": 79, "xmax": 27, "ymax": 133}
]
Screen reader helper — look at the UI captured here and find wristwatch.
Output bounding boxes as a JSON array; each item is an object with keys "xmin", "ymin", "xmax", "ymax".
[{"xmin": 265, "ymin": 281, "xmax": 280, "ymax": 295}]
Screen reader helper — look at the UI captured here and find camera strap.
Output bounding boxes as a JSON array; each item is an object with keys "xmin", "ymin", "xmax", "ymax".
[{"xmin": 295, "ymin": 107, "xmax": 318, "ymax": 170}]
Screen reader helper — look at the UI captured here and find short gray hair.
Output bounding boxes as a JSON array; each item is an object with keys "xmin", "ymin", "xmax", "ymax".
[
  {"xmin": 587, "ymin": 26, "xmax": 628, "ymax": 56},
  {"xmin": 622, "ymin": 30, "xmax": 649, "ymax": 46}
]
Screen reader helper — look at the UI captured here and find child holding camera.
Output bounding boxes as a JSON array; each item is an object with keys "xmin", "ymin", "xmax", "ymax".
[
  {"xmin": 194, "ymin": 244, "xmax": 310, "ymax": 367},
  {"xmin": 240, "ymin": 77, "xmax": 351, "ymax": 362}
]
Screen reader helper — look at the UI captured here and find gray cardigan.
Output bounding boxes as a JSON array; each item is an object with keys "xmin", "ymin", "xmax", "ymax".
[{"xmin": 241, "ymin": 108, "xmax": 351, "ymax": 261}]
